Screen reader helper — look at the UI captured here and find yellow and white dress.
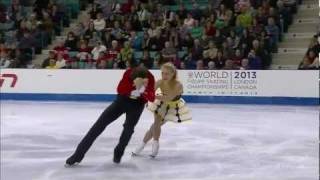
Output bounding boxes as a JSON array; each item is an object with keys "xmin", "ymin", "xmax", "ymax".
[{"xmin": 147, "ymin": 89, "xmax": 192, "ymax": 123}]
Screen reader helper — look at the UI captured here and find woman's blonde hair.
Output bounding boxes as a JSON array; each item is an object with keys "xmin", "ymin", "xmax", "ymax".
[{"xmin": 161, "ymin": 62, "xmax": 177, "ymax": 87}]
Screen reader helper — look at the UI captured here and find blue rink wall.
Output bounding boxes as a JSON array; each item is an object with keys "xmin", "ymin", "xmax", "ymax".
[{"xmin": 0, "ymin": 69, "xmax": 319, "ymax": 106}]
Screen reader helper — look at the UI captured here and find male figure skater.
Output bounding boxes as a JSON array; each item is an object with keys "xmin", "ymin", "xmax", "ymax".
[{"xmin": 65, "ymin": 64, "xmax": 155, "ymax": 165}]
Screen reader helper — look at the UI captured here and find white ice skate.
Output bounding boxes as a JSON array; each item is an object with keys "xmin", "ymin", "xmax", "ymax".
[
  {"xmin": 150, "ymin": 140, "xmax": 159, "ymax": 158},
  {"xmin": 132, "ymin": 142, "xmax": 146, "ymax": 156}
]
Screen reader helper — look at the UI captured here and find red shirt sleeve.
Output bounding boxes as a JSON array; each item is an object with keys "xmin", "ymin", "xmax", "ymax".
[
  {"xmin": 141, "ymin": 71, "xmax": 155, "ymax": 102},
  {"xmin": 117, "ymin": 68, "xmax": 134, "ymax": 96}
]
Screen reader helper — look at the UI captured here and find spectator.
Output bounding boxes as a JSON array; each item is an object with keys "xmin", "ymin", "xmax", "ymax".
[
  {"xmin": 148, "ymin": 21, "xmax": 159, "ymax": 38},
  {"xmin": 299, "ymin": 50, "xmax": 319, "ymax": 69},
  {"xmin": 65, "ymin": 32, "xmax": 78, "ymax": 51},
  {"xmin": 55, "ymin": 53, "xmax": 67, "ymax": 69},
  {"xmin": 265, "ymin": 17, "xmax": 279, "ymax": 53},
  {"xmin": 177, "ymin": 4, "xmax": 187, "ymax": 20},
  {"xmin": 162, "ymin": 41, "xmax": 176, "ymax": 62},
  {"xmin": 91, "ymin": 41, "xmax": 107, "ymax": 60},
  {"xmin": 141, "ymin": 32, "xmax": 151, "ymax": 50},
  {"xmin": 213, "ymin": 50, "xmax": 226, "ymax": 69},
  {"xmin": 42, "ymin": 11, "xmax": 54, "ymax": 37},
  {"xmin": 93, "ymin": 12, "xmax": 106, "ymax": 32},
  {"xmin": 179, "ymin": 32, "xmax": 194, "ymax": 50},
  {"xmin": 42, "ymin": 50, "xmax": 56, "ymax": 68},
  {"xmin": 184, "ymin": 13, "xmax": 195, "ymax": 28},
  {"xmin": 256, "ymin": 6, "xmax": 268, "ymax": 25},
  {"xmin": 236, "ymin": 6, "xmax": 252, "ymax": 28},
  {"xmin": 96, "ymin": 51, "xmax": 109, "ymax": 69},
  {"xmin": 96, "ymin": 53, "xmax": 108, "ymax": 69},
  {"xmin": 90, "ymin": 3, "xmax": 102, "ymax": 19},
  {"xmin": 101, "ymin": 30, "xmax": 114, "ymax": 48},
  {"xmin": 204, "ymin": 21, "xmax": 216, "ymax": 37},
  {"xmin": 239, "ymin": 58, "xmax": 249, "ymax": 70},
  {"xmin": 140, "ymin": 50, "xmax": 153, "ymax": 69},
  {"xmin": 190, "ymin": 3, "xmax": 202, "ymax": 21},
  {"xmin": 277, "ymin": 0, "xmax": 292, "ymax": 33},
  {"xmin": 152, "ymin": 57, "xmax": 160, "ymax": 69},
  {"xmin": 202, "ymin": 50, "xmax": 212, "ymax": 67},
  {"xmin": 223, "ymin": 59, "xmax": 236, "ymax": 70},
  {"xmin": 137, "ymin": 3, "xmax": 150, "ymax": 27},
  {"xmin": 131, "ymin": 13, "xmax": 143, "ymax": 31},
  {"xmin": 233, "ymin": 18, "xmax": 244, "ymax": 37},
  {"xmin": 213, "ymin": 29, "xmax": 224, "ymax": 48},
  {"xmin": 149, "ymin": 30, "xmax": 165, "ymax": 51},
  {"xmin": 49, "ymin": 4, "xmax": 63, "ymax": 35},
  {"xmin": 248, "ymin": 50, "xmax": 262, "ymax": 69},
  {"xmin": 252, "ymin": 39, "xmax": 271, "ymax": 68},
  {"xmin": 231, "ymin": 49, "xmax": 243, "ymax": 66},
  {"xmin": 0, "ymin": 51, "xmax": 11, "ymax": 68},
  {"xmin": 111, "ymin": 21, "xmax": 123, "ymax": 40},
  {"xmin": 179, "ymin": 61, "xmax": 186, "ymax": 69},
  {"xmin": 84, "ymin": 21, "xmax": 97, "ymax": 41},
  {"xmin": 105, "ymin": 40, "xmax": 120, "ymax": 63},
  {"xmin": 190, "ymin": 20, "xmax": 203, "ymax": 39},
  {"xmin": 208, "ymin": 60, "xmax": 216, "ymax": 70},
  {"xmin": 111, "ymin": 0, "xmax": 122, "ymax": 14},
  {"xmin": 18, "ymin": 31, "xmax": 35, "ymax": 65},
  {"xmin": 54, "ymin": 41, "xmax": 69, "ymax": 59},
  {"xmin": 46, "ymin": 58, "xmax": 57, "ymax": 69},
  {"xmin": 310, "ymin": 35, "xmax": 320, "ymax": 54},
  {"xmin": 204, "ymin": 41, "xmax": 218, "ymax": 60},
  {"xmin": 196, "ymin": 59, "xmax": 204, "ymax": 70},
  {"xmin": 216, "ymin": 4, "xmax": 232, "ymax": 26},
  {"xmin": 77, "ymin": 41, "xmax": 91, "ymax": 61},
  {"xmin": 130, "ymin": 31, "xmax": 142, "ymax": 50},
  {"xmin": 250, "ymin": 18, "xmax": 263, "ymax": 38},
  {"xmin": 118, "ymin": 41, "xmax": 133, "ymax": 69},
  {"xmin": 192, "ymin": 39, "xmax": 203, "ymax": 60},
  {"xmin": 199, "ymin": 34, "xmax": 209, "ymax": 49},
  {"xmin": 183, "ymin": 51, "xmax": 196, "ymax": 69}
]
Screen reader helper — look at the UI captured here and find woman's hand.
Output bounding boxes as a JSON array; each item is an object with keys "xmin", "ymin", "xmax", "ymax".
[
  {"xmin": 133, "ymin": 78, "xmax": 144, "ymax": 89},
  {"xmin": 134, "ymin": 78, "xmax": 149, "ymax": 90}
]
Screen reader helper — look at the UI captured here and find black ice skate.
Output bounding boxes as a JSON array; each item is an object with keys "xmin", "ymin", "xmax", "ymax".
[{"xmin": 65, "ymin": 154, "xmax": 84, "ymax": 167}]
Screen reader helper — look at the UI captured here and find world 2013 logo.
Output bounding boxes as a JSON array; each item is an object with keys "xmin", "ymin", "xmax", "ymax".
[{"xmin": 0, "ymin": 74, "xmax": 18, "ymax": 88}]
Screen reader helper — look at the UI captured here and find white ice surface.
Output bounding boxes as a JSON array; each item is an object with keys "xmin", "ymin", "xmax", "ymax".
[{"xmin": 1, "ymin": 101, "xmax": 319, "ymax": 180}]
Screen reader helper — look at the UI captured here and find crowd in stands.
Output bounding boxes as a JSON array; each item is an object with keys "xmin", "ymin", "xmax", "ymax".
[
  {"xmin": 0, "ymin": 0, "xmax": 75, "ymax": 68},
  {"xmin": 1, "ymin": 0, "xmax": 315, "ymax": 70}
]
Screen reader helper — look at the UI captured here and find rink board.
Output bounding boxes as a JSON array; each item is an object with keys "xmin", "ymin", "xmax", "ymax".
[{"xmin": 0, "ymin": 69, "xmax": 319, "ymax": 105}]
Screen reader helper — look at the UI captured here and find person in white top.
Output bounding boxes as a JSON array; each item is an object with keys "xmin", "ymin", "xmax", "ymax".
[
  {"xmin": 93, "ymin": 13, "xmax": 106, "ymax": 32},
  {"xmin": 138, "ymin": 4, "xmax": 150, "ymax": 23},
  {"xmin": 148, "ymin": 22, "xmax": 159, "ymax": 38},
  {"xmin": 91, "ymin": 42, "xmax": 107, "ymax": 60},
  {"xmin": 183, "ymin": 13, "xmax": 195, "ymax": 28},
  {"xmin": 0, "ymin": 51, "xmax": 11, "ymax": 68},
  {"xmin": 55, "ymin": 53, "xmax": 67, "ymax": 69}
]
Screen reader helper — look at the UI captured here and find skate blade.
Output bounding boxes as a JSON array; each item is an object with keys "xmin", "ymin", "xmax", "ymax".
[
  {"xmin": 131, "ymin": 152, "xmax": 141, "ymax": 157},
  {"xmin": 149, "ymin": 155, "xmax": 156, "ymax": 159},
  {"xmin": 64, "ymin": 162, "xmax": 79, "ymax": 168}
]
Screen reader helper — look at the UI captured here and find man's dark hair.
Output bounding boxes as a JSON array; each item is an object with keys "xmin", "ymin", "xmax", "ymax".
[{"xmin": 131, "ymin": 66, "xmax": 148, "ymax": 80}]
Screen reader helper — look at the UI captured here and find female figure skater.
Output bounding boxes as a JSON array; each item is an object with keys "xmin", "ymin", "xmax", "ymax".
[
  {"xmin": 132, "ymin": 62, "xmax": 191, "ymax": 158},
  {"xmin": 65, "ymin": 64, "xmax": 155, "ymax": 165}
]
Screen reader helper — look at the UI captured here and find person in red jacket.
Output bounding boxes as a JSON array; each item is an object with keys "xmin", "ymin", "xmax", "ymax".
[{"xmin": 65, "ymin": 63, "xmax": 155, "ymax": 165}]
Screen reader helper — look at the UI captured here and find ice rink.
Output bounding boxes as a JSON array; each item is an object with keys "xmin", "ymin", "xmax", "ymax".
[{"xmin": 1, "ymin": 100, "xmax": 319, "ymax": 180}]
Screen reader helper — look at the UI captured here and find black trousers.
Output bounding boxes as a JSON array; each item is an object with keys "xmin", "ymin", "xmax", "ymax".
[{"xmin": 72, "ymin": 95, "xmax": 145, "ymax": 159}]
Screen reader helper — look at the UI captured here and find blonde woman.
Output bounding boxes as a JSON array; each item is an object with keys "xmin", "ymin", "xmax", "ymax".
[{"xmin": 132, "ymin": 63, "xmax": 191, "ymax": 158}]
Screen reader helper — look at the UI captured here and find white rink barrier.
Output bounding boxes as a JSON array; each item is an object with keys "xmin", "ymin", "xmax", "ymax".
[{"xmin": 0, "ymin": 69, "xmax": 319, "ymax": 105}]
